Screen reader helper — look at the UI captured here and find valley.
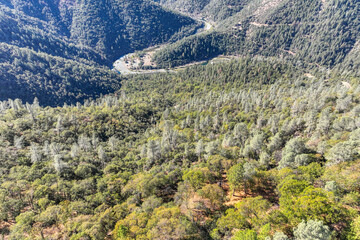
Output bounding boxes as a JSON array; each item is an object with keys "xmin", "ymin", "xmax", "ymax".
[
  {"xmin": 113, "ymin": 19, "xmax": 214, "ymax": 75},
  {"xmin": 0, "ymin": 0, "xmax": 360, "ymax": 240}
]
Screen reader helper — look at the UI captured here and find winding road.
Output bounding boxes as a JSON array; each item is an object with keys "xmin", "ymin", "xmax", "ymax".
[{"xmin": 113, "ymin": 19, "xmax": 213, "ymax": 75}]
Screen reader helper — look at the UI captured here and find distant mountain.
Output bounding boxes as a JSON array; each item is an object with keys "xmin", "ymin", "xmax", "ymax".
[
  {"xmin": 1, "ymin": 0, "xmax": 359, "ymax": 106},
  {"xmin": 0, "ymin": 0, "xmax": 200, "ymax": 64},
  {"xmin": 153, "ymin": 0, "xmax": 360, "ymax": 71},
  {"xmin": 0, "ymin": 0, "xmax": 200, "ymax": 105}
]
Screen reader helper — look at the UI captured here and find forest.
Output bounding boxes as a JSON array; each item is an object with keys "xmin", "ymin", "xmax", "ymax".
[
  {"xmin": 0, "ymin": 0, "xmax": 200, "ymax": 63},
  {"xmin": 0, "ymin": 43, "xmax": 123, "ymax": 106},
  {"xmin": 1, "ymin": 0, "xmax": 360, "ymax": 107},
  {"xmin": 0, "ymin": 0, "xmax": 201, "ymax": 104},
  {"xmin": 153, "ymin": 0, "xmax": 248, "ymax": 21},
  {"xmin": 153, "ymin": 0, "xmax": 360, "ymax": 72},
  {"xmin": 1, "ymin": 0, "xmax": 360, "ymax": 239},
  {"xmin": 0, "ymin": 58, "xmax": 360, "ymax": 239}
]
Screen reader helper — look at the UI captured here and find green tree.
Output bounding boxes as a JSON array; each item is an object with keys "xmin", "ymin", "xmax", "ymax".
[
  {"xmin": 9, "ymin": 211, "xmax": 36, "ymax": 240},
  {"xmin": 198, "ymin": 184, "xmax": 225, "ymax": 210},
  {"xmin": 228, "ymin": 163, "xmax": 244, "ymax": 196},
  {"xmin": 281, "ymin": 186, "xmax": 346, "ymax": 225},
  {"xmin": 146, "ymin": 206, "xmax": 200, "ymax": 239},
  {"xmin": 213, "ymin": 208, "xmax": 249, "ymax": 239},
  {"xmin": 350, "ymin": 215, "xmax": 360, "ymax": 240},
  {"xmin": 233, "ymin": 229, "xmax": 258, "ymax": 240},
  {"xmin": 235, "ymin": 196, "xmax": 271, "ymax": 229},
  {"xmin": 183, "ymin": 169, "xmax": 206, "ymax": 190}
]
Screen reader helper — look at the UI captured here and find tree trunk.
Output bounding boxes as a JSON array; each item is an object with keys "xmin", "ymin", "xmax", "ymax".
[{"xmin": 40, "ymin": 229, "xmax": 45, "ymax": 240}]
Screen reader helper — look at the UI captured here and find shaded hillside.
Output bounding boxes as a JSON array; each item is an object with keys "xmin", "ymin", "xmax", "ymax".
[
  {"xmin": 0, "ymin": 43, "xmax": 122, "ymax": 106},
  {"xmin": 68, "ymin": 0, "xmax": 201, "ymax": 62},
  {"xmin": 0, "ymin": 0, "xmax": 200, "ymax": 63},
  {"xmin": 0, "ymin": 5, "xmax": 104, "ymax": 65}
]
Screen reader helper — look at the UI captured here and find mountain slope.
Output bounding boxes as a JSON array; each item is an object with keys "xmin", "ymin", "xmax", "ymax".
[
  {"xmin": 1, "ymin": 0, "xmax": 200, "ymax": 63},
  {"xmin": 68, "ymin": 0, "xmax": 200, "ymax": 62},
  {"xmin": 0, "ymin": 0, "xmax": 201, "ymax": 105},
  {"xmin": 0, "ymin": 43, "xmax": 122, "ymax": 106},
  {"xmin": 0, "ymin": 58, "xmax": 360, "ymax": 239},
  {"xmin": 153, "ymin": 0, "xmax": 249, "ymax": 21},
  {"xmin": 153, "ymin": 0, "xmax": 360, "ymax": 71}
]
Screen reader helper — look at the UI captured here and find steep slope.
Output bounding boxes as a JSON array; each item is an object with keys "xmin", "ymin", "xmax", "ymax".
[
  {"xmin": 336, "ymin": 39, "xmax": 360, "ymax": 74},
  {"xmin": 153, "ymin": 0, "xmax": 210, "ymax": 16},
  {"xmin": 0, "ymin": 0, "xmax": 201, "ymax": 105},
  {"xmin": 153, "ymin": 0, "xmax": 248, "ymax": 21},
  {"xmin": 0, "ymin": 0, "xmax": 200, "ymax": 63},
  {"xmin": 153, "ymin": 0, "xmax": 360, "ymax": 71},
  {"xmin": 0, "ymin": 43, "xmax": 122, "ymax": 106},
  {"xmin": 68, "ymin": 0, "xmax": 200, "ymax": 62},
  {"xmin": 0, "ymin": 5, "xmax": 103, "ymax": 64}
]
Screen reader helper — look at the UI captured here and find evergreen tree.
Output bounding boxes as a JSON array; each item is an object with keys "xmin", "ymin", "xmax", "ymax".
[{"xmin": 293, "ymin": 220, "xmax": 331, "ymax": 240}]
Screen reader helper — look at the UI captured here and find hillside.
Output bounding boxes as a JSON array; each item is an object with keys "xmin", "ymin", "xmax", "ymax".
[
  {"xmin": 0, "ymin": 0, "xmax": 201, "ymax": 105},
  {"xmin": 2, "ymin": 1, "xmax": 360, "ymax": 239},
  {"xmin": 153, "ymin": 0, "xmax": 360, "ymax": 71},
  {"xmin": 0, "ymin": 43, "xmax": 122, "ymax": 106},
  {"xmin": 153, "ymin": 0, "xmax": 248, "ymax": 21},
  {"xmin": 0, "ymin": 58, "xmax": 360, "ymax": 239},
  {"xmin": 0, "ymin": 0, "xmax": 200, "ymax": 63},
  {"xmin": 2, "ymin": 0, "xmax": 359, "ymax": 106}
]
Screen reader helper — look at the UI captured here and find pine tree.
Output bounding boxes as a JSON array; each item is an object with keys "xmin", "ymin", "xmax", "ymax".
[
  {"xmin": 98, "ymin": 146, "xmax": 107, "ymax": 167},
  {"xmin": 30, "ymin": 144, "xmax": 42, "ymax": 163},
  {"xmin": 70, "ymin": 144, "xmax": 79, "ymax": 158},
  {"xmin": 147, "ymin": 140, "xmax": 161, "ymax": 161},
  {"xmin": 78, "ymin": 135, "xmax": 91, "ymax": 152},
  {"xmin": 108, "ymin": 136, "xmax": 118, "ymax": 152},
  {"xmin": 196, "ymin": 139, "xmax": 204, "ymax": 161},
  {"xmin": 53, "ymin": 155, "xmax": 64, "ymax": 175},
  {"xmin": 55, "ymin": 116, "xmax": 63, "ymax": 134},
  {"xmin": 293, "ymin": 220, "xmax": 331, "ymax": 240},
  {"xmin": 273, "ymin": 232, "xmax": 289, "ymax": 240},
  {"xmin": 14, "ymin": 136, "xmax": 24, "ymax": 149}
]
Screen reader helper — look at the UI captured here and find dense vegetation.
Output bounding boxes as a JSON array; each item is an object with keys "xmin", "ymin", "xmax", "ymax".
[
  {"xmin": 2, "ymin": 0, "xmax": 360, "ymax": 106},
  {"xmin": 0, "ymin": 43, "xmax": 122, "ymax": 106},
  {"xmin": 152, "ymin": 31, "xmax": 242, "ymax": 68},
  {"xmin": 1, "ymin": 58, "xmax": 360, "ymax": 239},
  {"xmin": 153, "ymin": 0, "xmax": 360, "ymax": 71},
  {"xmin": 0, "ymin": 0, "xmax": 201, "ymax": 105},
  {"xmin": 153, "ymin": 0, "xmax": 248, "ymax": 21},
  {"xmin": 0, "ymin": 0, "xmax": 200, "ymax": 63},
  {"xmin": 1, "ymin": 0, "xmax": 360, "ymax": 239}
]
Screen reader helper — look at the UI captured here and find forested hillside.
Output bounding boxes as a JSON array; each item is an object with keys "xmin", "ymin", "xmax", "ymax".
[
  {"xmin": 153, "ymin": 0, "xmax": 360, "ymax": 71},
  {"xmin": 2, "ymin": 0, "xmax": 360, "ymax": 239},
  {"xmin": 153, "ymin": 0, "xmax": 248, "ymax": 21},
  {"xmin": 0, "ymin": 0, "xmax": 200, "ymax": 63},
  {"xmin": 0, "ymin": 43, "xmax": 122, "ymax": 106},
  {"xmin": 1, "ymin": 0, "xmax": 359, "ymax": 106},
  {"xmin": 1, "ymin": 58, "xmax": 360, "ymax": 239},
  {"xmin": 0, "ymin": 0, "xmax": 201, "ymax": 105}
]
